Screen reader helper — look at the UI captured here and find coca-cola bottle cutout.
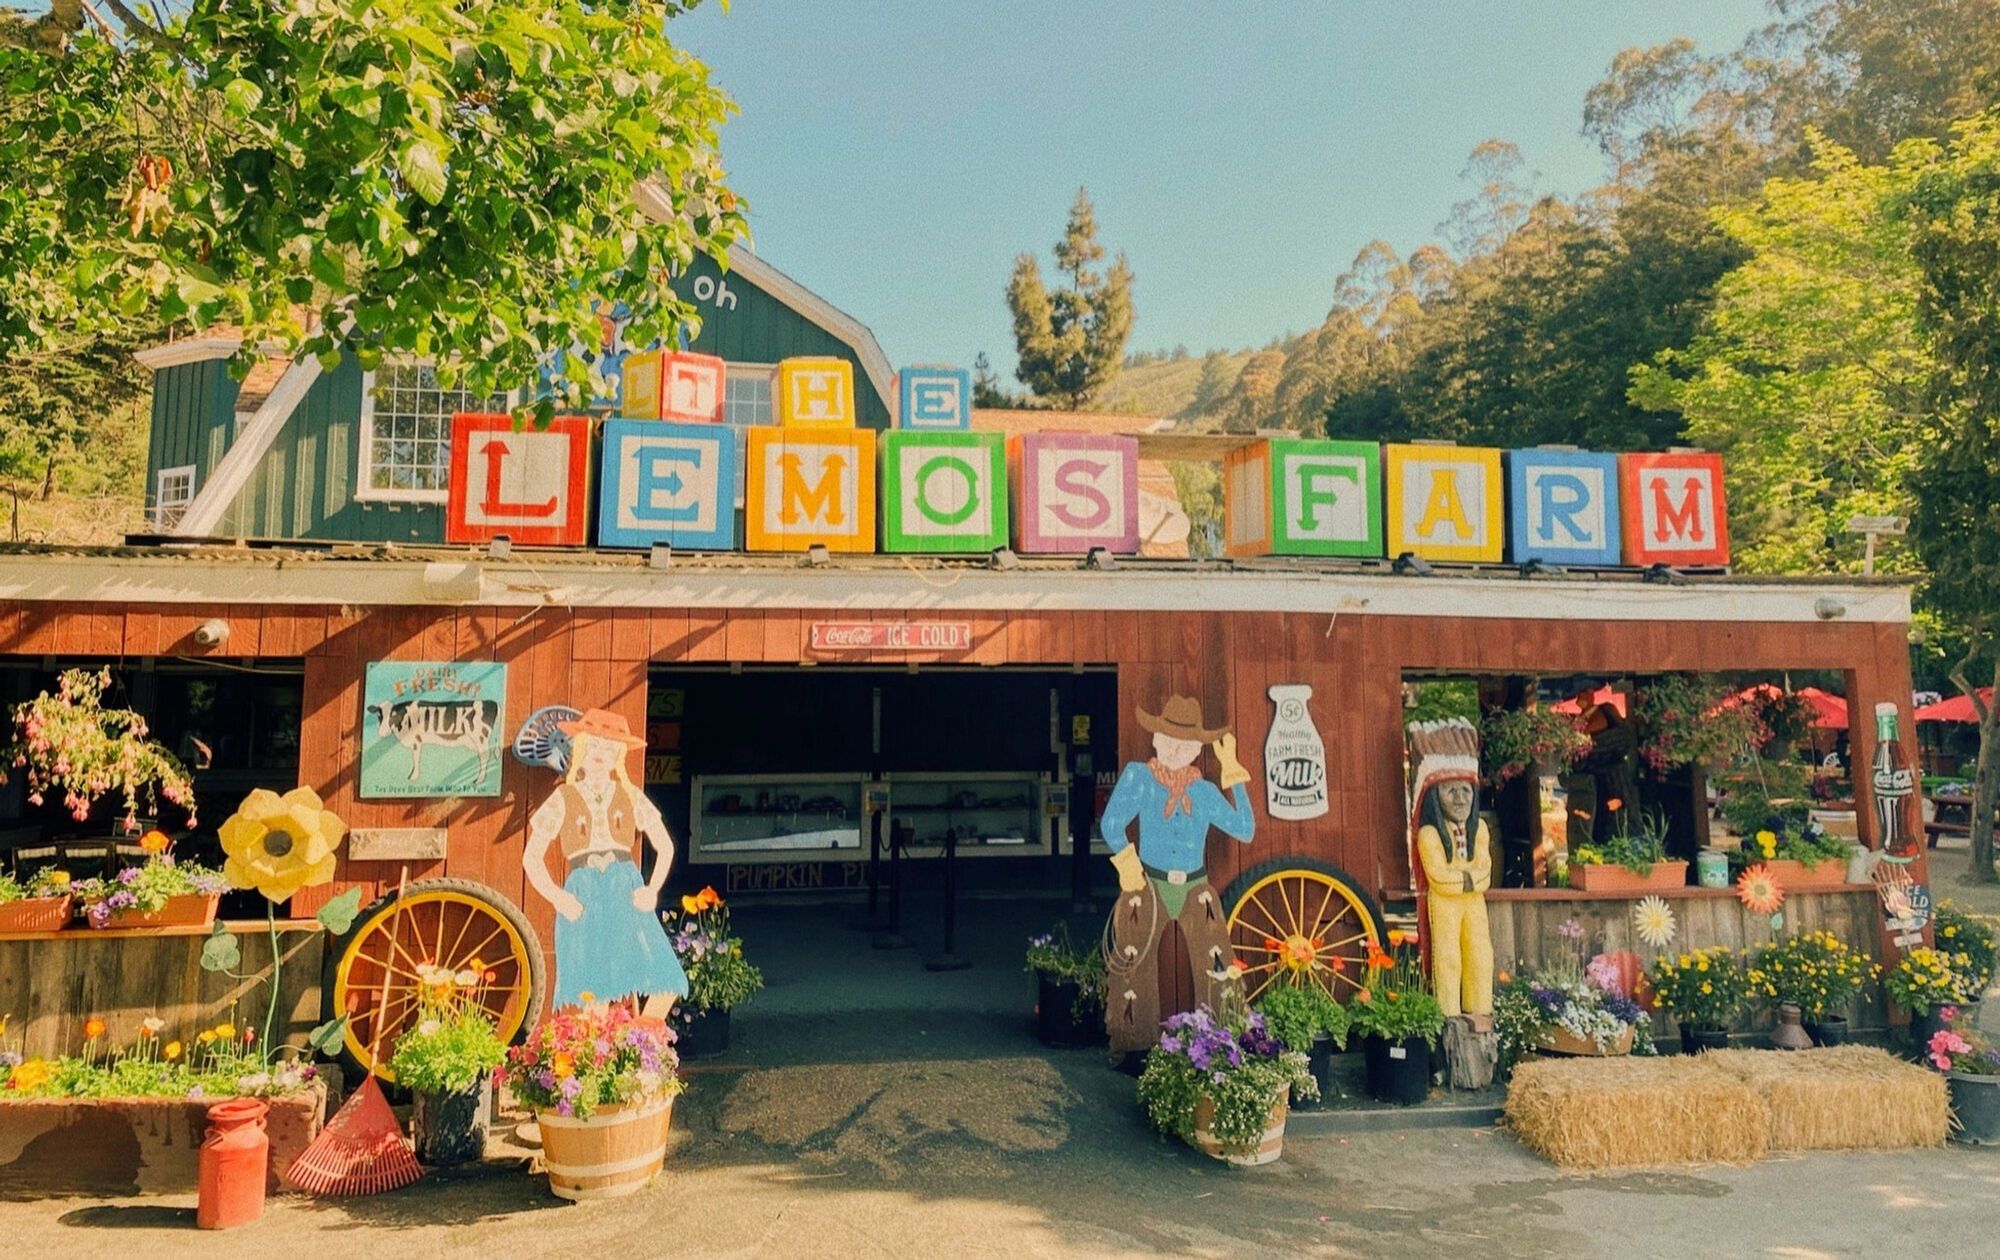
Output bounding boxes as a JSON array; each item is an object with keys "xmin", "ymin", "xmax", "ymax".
[
  {"xmin": 1871, "ymin": 701, "xmax": 1916, "ymax": 857},
  {"xmin": 1265, "ymin": 684, "xmax": 1329, "ymax": 821}
]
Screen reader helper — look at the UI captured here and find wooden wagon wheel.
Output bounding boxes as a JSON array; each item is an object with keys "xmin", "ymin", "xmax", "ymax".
[
  {"xmin": 1220, "ymin": 857, "xmax": 1387, "ymax": 1003},
  {"xmin": 328, "ymin": 878, "xmax": 545, "ymax": 1082}
]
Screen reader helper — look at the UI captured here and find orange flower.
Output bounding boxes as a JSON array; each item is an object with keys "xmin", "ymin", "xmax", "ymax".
[
  {"xmin": 83, "ymin": 1017, "xmax": 106, "ymax": 1040},
  {"xmin": 1263, "ymin": 936, "xmax": 1281, "ymax": 952},
  {"xmin": 1388, "ymin": 929, "xmax": 1406, "ymax": 947},
  {"xmin": 697, "ymin": 886, "xmax": 723, "ymax": 911},
  {"xmin": 1737, "ymin": 864, "xmax": 1785, "ymax": 916},
  {"xmin": 1356, "ymin": 987, "xmax": 1373, "ymax": 1004},
  {"xmin": 139, "ymin": 829, "xmax": 171, "ymax": 855},
  {"xmin": 552, "ymin": 1051, "xmax": 575, "ymax": 1079}
]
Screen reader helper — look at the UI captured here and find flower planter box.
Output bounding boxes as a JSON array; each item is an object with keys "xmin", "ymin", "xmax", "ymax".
[
  {"xmin": 1569, "ymin": 861, "xmax": 1688, "ymax": 893},
  {"xmin": 537, "ymin": 1096, "xmax": 674, "ymax": 1200},
  {"xmin": 1535, "ymin": 1024, "xmax": 1635, "ymax": 1057},
  {"xmin": 96, "ymin": 892, "xmax": 220, "ymax": 930},
  {"xmin": 1759, "ymin": 858, "xmax": 1847, "ymax": 889},
  {"xmin": 0, "ymin": 1085, "xmax": 326, "ymax": 1196},
  {"xmin": 0, "ymin": 895, "xmax": 72, "ymax": 936},
  {"xmin": 1190, "ymin": 1091, "xmax": 1288, "ymax": 1166}
]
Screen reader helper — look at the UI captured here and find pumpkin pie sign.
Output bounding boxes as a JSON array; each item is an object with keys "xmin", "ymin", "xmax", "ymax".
[{"xmin": 360, "ymin": 662, "xmax": 508, "ymax": 799}]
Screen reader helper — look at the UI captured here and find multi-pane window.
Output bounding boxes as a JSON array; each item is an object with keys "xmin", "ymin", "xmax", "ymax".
[
  {"xmin": 722, "ymin": 364, "xmax": 774, "ymax": 428},
  {"xmin": 359, "ymin": 362, "xmax": 510, "ymax": 499},
  {"xmin": 154, "ymin": 465, "xmax": 195, "ymax": 530}
]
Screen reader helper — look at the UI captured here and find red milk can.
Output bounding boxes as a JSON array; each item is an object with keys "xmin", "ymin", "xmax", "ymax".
[{"xmin": 197, "ymin": 1097, "xmax": 270, "ymax": 1230}]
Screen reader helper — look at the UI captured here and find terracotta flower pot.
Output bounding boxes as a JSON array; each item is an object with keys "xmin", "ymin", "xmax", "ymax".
[
  {"xmin": 1760, "ymin": 858, "xmax": 1847, "ymax": 889},
  {"xmin": 537, "ymin": 1096, "xmax": 674, "ymax": 1201},
  {"xmin": 1191, "ymin": 1091, "xmax": 1288, "ymax": 1166},
  {"xmin": 0, "ymin": 894, "xmax": 72, "ymax": 935},
  {"xmin": 1569, "ymin": 862, "xmax": 1689, "ymax": 893}
]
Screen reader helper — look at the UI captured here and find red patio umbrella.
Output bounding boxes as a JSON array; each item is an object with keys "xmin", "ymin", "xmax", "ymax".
[
  {"xmin": 1797, "ymin": 686, "xmax": 1848, "ymax": 730},
  {"xmin": 1554, "ymin": 685, "xmax": 1627, "ymax": 717},
  {"xmin": 1915, "ymin": 689, "xmax": 1994, "ymax": 723}
]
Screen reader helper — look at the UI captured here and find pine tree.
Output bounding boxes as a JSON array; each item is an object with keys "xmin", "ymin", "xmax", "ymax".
[
  {"xmin": 1188, "ymin": 350, "xmax": 1231, "ymax": 416},
  {"xmin": 970, "ymin": 351, "xmax": 1013, "ymax": 408},
  {"xmin": 1006, "ymin": 189, "xmax": 1135, "ymax": 409}
]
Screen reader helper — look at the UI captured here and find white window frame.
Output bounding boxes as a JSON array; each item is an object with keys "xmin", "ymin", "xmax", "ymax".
[
  {"xmin": 355, "ymin": 360, "xmax": 513, "ymax": 504},
  {"xmin": 154, "ymin": 464, "xmax": 197, "ymax": 530},
  {"xmin": 722, "ymin": 361, "xmax": 777, "ymax": 430}
]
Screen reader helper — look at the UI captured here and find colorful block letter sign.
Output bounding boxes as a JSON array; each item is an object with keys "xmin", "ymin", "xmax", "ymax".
[
  {"xmin": 899, "ymin": 366, "xmax": 972, "ymax": 431},
  {"xmin": 1224, "ymin": 438, "xmax": 1382, "ymax": 557},
  {"xmin": 1385, "ymin": 444, "xmax": 1504, "ymax": 563},
  {"xmin": 1619, "ymin": 451, "xmax": 1730, "ymax": 567},
  {"xmin": 1008, "ymin": 433, "xmax": 1139, "ymax": 554},
  {"xmin": 597, "ymin": 419, "xmax": 736, "ymax": 550},
  {"xmin": 446, "ymin": 412, "xmax": 592, "ymax": 547},
  {"xmin": 880, "ymin": 432, "xmax": 1007, "ymax": 553},
  {"xmin": 746, "ymin": 427, "xmax": 877, "ymax": 552},
  {"xmin": 777, "ymin": 357, "xmax": 857, "ymax": 428},
  {"xmin": 1505, "ymin": 449, "xmax": 1622, "ymax": 565},
  {"xmin": 622, "ymin": 350, "xmax": 726, "ymax": 424}
]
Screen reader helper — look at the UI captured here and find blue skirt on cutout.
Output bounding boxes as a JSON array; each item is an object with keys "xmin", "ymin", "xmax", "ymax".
[{"xmin": 552, "ymin": 858, "xmax": 688, "ymax": 1008}]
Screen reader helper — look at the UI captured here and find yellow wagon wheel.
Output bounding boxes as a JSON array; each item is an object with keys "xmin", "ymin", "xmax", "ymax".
[
  {"xmin": 1220, "ymin": 857, "xmax": 1387, "ymax": 1003},
  {"xmin": 328, "ymin": 878, "xmax": 545, "ymax": 1082}
]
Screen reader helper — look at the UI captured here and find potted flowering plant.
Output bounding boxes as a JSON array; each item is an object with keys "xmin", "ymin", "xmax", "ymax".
[
  {"xmin": 1936, "ymin": 901, "xmax": 1996, "ymax": 1003},
  {"xmin": 1495, "ymin": 925, "xmax": 1647, "ymax": 1064},
  {"xmin": 1886, "ymin": 947, "xmax": 1977, "ymax": 1051},
  {"xmin": 667, "ymin": 886, "xmax": 763, "ymax": 1058},
  {"xmin": 1025, "ymin": 924, "xmax": 1107, "ymax": 1047},
  {"xmin": 0, "ymin": 867, "xmax": 76, "ymax": 935},
  {"xmin": 1747, "ymin": 931, "xmax": 1878, "ymax": 1048},
  {"xmin": 1925, "ymin": 1019, "xmax": 2000, "ymax": 1145},
  {"xmin": 1480, "ymin": 706, "xmax": 1590, "ymax": 784},
  {"xmin": 497, "ymin": 1003, "xmax": 682, "ymax": 1200},
  {"xmin": 1731, "ymin": 821, "xmax": 1850, "ymax": 888},
  {"xmin": 1568, "ymin": 811, "xmax": 1687, "ymax": 892},
  {"xmin": 1136, "ymin": 1001, "xmax": 1316, "ymax": 1166},
  {"xmin": 1346, "ymin": 937, "xmax": 1444, "ymax": 1104},
  {"xmin": 1, "ymin": 667, "xmax": 197, "ymax": 833},
  {"xmin": 71, "ymin": 834, "xmax": 229, "ymax": 929},
  {"xmin": 1634, "ymin": 673, "xmax": 1763, "ymax": 773},
  {"xmin": 1254, "ymin": 980, "xmax": 1348, "ymax": 1108},
  {"xmin": 1650, "ymin": 946, "xmax": 1749, "ymax": 1053},
  {"xmin": 386, "ymin": 963, "xmax": 507, "ymax": 1167}
]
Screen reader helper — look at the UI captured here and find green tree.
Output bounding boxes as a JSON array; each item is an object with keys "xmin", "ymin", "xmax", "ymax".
[
  {"xmin": 1630, "ymin": 134, "xmax": 1933, "ymax": 575},
  {"xmin": 1006, "ymin": 188, "xmax": 1134, "ymax": 409},
  {"xmin": 1899, "ymin": 111, "xmax": 2000, "ymax": 883},
  {"xmin": 1220, "ymin": 349, "xmax": 1284, "ymax": 433},
  {"xmin": 970, "ymin": 350, "xmax": 1018, "ymax": 409},
  {"xmin": 1187, "ymin": 350, "xmax": 1231, "ymax": 417},
  {"xmin": 0, "ymin": 0, "xmax": 744, "ymax": 413}
]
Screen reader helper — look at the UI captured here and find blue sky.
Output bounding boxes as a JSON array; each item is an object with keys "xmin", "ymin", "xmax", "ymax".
[{"xmin": 674, "ymin": 0, "xmax": 1774, "ymax": 382}]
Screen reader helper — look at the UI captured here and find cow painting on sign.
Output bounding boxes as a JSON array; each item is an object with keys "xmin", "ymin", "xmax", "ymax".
[
  {"xmin": 368, "ymin": 698, "xmax": 499, "ymax": 783},
  {"xmin": 1100, "ymin": 695, "xmax": 1255, "ymax": 1056},
  {"xmin": 359, "ymin": 661, "xmax": 507, "ymax": 799},
  {"xmin": 522, "ymin": 709, "xmax": 688, "ymax": 1015}
]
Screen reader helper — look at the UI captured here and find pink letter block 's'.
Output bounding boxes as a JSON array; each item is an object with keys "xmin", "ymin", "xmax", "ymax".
[{"xmin": 1007, "ymin": 433, "xmax": 1140, "ymax": 554}]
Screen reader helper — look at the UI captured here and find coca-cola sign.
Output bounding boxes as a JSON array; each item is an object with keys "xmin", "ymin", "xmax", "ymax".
[{"xmin": 809, "ymin": 621, "xmax": 973, "ymax": 652}]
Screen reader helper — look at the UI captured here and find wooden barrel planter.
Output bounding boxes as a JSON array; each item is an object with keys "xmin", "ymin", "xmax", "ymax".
[
  {"xmin": 537, "ymin": 1097, "xmax": 674, "ymax": 1201},
  {"xmin": 1191, "ymin": 1092, "xmax": 1288, "ymax": 1167}
]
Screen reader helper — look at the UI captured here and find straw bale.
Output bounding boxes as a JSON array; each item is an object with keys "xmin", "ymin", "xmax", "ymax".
[
  {"xmin": 1504, "ymin": 1056, "xmax": 1770, "ymax": 1170},
  {"xmin": 1703, "ymin": 1046, "xmax": 1949, "ymax": 1152}
]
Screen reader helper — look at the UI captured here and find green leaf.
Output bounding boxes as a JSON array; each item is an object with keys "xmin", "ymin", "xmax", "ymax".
[
  {"xmin": 200, "ymin": 924, "xmax": 242, "ymax": 973},
  {"xmin": 306, "ymin": 1014, "xmax": 351, "ymax": 1056},
  {"xmin": 398, "ymin": 140, "xmax": 447, "ymax": 205},
  {"xmin": 223, "ymin": 78, "xmax": 264, "ymax": 118},
  {"xmin": 316, "ymin": 885, "xmax": 365, "ymax": 935}
]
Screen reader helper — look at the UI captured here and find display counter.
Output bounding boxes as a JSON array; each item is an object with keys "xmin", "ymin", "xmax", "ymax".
[{"xmin": 690, "ymin": 771, "xmax": 1050, "ymax": 863}]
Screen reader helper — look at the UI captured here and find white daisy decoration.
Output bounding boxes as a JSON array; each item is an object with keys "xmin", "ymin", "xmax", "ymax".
[{"xmin": 1632, "ymin": 895, "xmax": 1677, "ymax": 949}]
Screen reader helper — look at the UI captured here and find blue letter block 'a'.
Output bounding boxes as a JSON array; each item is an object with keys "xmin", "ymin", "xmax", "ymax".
[
  {"xmin": 598, "ymin": 419, "xmax": 738, "ymax": 550},
  {"xmin": 1504, "ymin": 448, "xmax": 1622, "ymax": 565}
]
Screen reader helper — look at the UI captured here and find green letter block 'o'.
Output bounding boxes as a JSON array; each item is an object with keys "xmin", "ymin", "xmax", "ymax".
[{"xmin": 880, "ymin": 431, "xmax": 1009, "ymax": 553}]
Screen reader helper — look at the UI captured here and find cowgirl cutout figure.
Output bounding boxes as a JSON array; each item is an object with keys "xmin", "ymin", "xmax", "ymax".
[{"xmin": 523, "ymin": 709, "xmax": 688, "ymax": 1016}]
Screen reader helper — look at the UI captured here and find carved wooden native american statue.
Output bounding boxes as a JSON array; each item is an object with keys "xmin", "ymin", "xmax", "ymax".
[{"xmin": 1408, "ymin": 718, "xmax": 1494, "ymax": 1019}]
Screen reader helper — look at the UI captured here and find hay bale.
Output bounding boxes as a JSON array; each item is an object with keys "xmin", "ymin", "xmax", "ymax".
[
  {"xmin": 1504, "ymin": 1056, "xmax": 1770, "ymax": 1170},
  {"xmin": 1704, "ymin": 1046, "xmax": 1949, "ymax": 1152}
]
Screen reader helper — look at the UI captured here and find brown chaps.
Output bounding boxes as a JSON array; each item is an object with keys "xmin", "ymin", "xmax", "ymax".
[{"xmin": 1104, "ymin": 878, "xmax": 1236, "ymax": 1054}]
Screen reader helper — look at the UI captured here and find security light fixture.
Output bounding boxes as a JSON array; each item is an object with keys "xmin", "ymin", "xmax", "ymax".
[
  {"xmin": 1393, "ymin": 551, "xmax": 1434, "ymax": 577},
  {"xmin": 1643, "ymin": 563, "xmax": 1687, "ymax": 586},
  {"xmin": 648, "ymin": 542, "xmax": 673, "ymax": 570},
  {"xmin": 1518, "ymin": 558, "xmax": 1564, "ymax": 578},
  {"xmin": 805, "ymin": 543, "xmax": 831, "ymax": 568},
  {"xmin": 989, "ymin": 546, "xmax": 1020, "ymax": 571},
  {"xmin": 1080, "ymin": 547, "xmax": 1115, "ymax": 571},
  {"xmin": 487, "ymin": 535, "xmax": 512, "ymax": 560},
  {"xmin": 1815, "ymin": 597, "xmax": 1848, "ymax": 621}
]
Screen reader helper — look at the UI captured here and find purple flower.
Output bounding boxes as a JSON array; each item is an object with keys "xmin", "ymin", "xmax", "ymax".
[
  {"xmin": 86, "ymin": 902, "xmax": 112, "ymax": 928},
  {"xmin": 116, "ymin": 867, "xmax": 141, "ymax": 885},
  {"xmin": 1557, "ymin": 919, "xmax": 1583, "ymax": 941}
]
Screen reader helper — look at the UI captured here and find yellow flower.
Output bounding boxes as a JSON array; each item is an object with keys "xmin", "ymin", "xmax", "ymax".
[
  {"xmin": 7, "ymin": 1059, "xmax": 51, "ymax": 1092},
  {"xmin": 215, "ymin": 1022, "xmax": 236, "ymax": 1040},
  {"xmin": 197, "ymin": 1030, "xmax": 217, "ymax": 1045},
  {"xmin": 680, "ymin": 894, "xmax": 702, "ymax": 914},
  {"xmin": 552, "ymin": 1052, "xmax": 575, "ymax": 1079},
  {"xmin": 45, "ymin": 870, "xmax": 70, "ymax": 889},
  {"xmin": 218, "ymin": 787, "xmax": 346, "ymax": 902},
  {"xmin": 1701, "ymin": 982, "xmax": 1713, "ymax": 994},
  {"xmin": 163, "ymin": 1041, "xmax": 182, "ymax": 1061}
]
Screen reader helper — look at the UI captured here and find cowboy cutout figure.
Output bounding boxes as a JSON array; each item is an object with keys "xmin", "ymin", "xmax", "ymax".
[{"xmin": 1100, "ymin": 694, "xmax": 1256, "ymax": 1055}]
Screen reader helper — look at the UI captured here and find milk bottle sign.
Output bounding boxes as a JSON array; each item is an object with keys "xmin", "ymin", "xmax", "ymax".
[{"xmin": 1265, "ymin": 684, "xmax": 1329, "ymax": 821}]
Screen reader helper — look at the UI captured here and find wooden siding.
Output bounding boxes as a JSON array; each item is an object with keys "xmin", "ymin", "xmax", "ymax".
[
  {"xmin": 0, "ymin": 601, "xmax": 1925, "ymax": 997},
  {"xmin": 671, "ymin": 254, "xmax": 891, "ymax": 428},
  {"xmin": 145, "ymin": 359, "xmax": 240, "ymax": 514}
]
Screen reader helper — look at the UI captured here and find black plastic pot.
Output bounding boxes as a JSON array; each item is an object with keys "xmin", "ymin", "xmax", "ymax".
[
  {"xmin": 1949, "ymin": 1072, "xmax": 2000, "ymax": 1145},
  {"xmin": 1910, "ymin": 1007, "xmax": 1949, "ymax": 1057},
  {"xmin": 1804, "ymin": 1015, "xmax": 1850, "ymax": 1047},
  {"xmin": 412, "ymin": 1072, "xmax": 492, "ymax": 1168},
  {"xmin": 1361, "ymin": 1033, "xmax": 1431, "ymax": 1106},
  {"xmin": 1035, "ymin": 974, "xmax": 1103, "ymax": 1047},
  {"xmin": 1295, "ymin": 1034, "xmax": 1339, "ymax": 1109},
  {"xmin": 678, "ymin": 1006, "xmax": 732, "ymax": 1059},
  {"xmin": 1679, "ymin": 1025, "xmax": 1731, "ymax": 1055}
]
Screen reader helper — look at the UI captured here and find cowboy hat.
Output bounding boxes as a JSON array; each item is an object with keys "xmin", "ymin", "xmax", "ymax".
[
  {"xmin": 1137, "ymin": 694, "xmax": 1230, "ymax": 743},
  {"xmin": 556, "ymin": 707, "xmax": 647, "ymax": 748}
]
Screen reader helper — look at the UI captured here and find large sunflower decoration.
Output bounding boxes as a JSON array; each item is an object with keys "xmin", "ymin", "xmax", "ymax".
[
  {"xmin": 1736, "ymin": 863, "xmax": 1786, "ymax": 917},
  {"xmin": 1632, "ymin": 896, "xmax": 1677, "ymax": 950},
  {"xmin": 219, "ymin": 786, "xmax": 346, "ymax": 902}
]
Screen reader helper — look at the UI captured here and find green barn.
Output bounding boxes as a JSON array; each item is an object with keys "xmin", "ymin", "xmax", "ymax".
[{"xmin": 136, "ymin": 248, "xmax": 896, "ymax": 542}]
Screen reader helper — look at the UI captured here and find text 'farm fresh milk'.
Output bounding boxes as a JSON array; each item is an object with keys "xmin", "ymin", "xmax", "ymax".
[{"xmin": 1265, "ymin": 684, "xmax": 1329, "ymax": 821}]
